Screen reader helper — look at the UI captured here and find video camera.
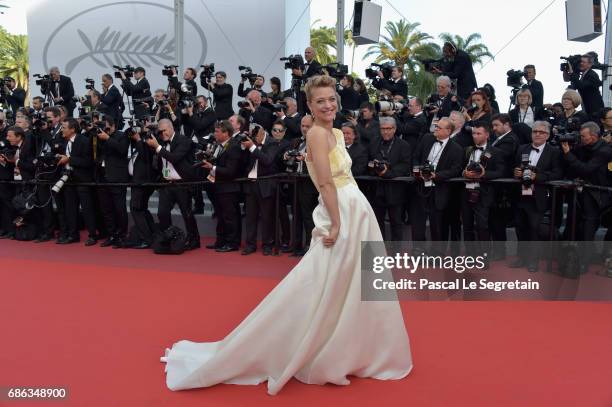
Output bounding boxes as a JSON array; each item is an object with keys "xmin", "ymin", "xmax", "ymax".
[
  {"xmin": 560, "ymin": 55, "xmax": 582, "ymax": 72},
  {"xmin": 113, "ymin": 64, "xmax": 135, "ymax": 79},
  {"xmin": 419, "ymin": 58, "xmax": 444, "ymax": 73},
  {"xmin": 323, "ymin": 63, "xmax": 349, "ymax": 80},
  {"xmin": 162, "ymin": 65, "xmax": 179, "ymax": 77},
  {"xmin": 33, "ymin": 74, "xmax": 51, "ymax": 87},
  {"xmin": 200, "ymin": 63, "xmax": 215, "ymax": 81},
  {"xmin": 85, "ymin": 78, "xmax": 95, "ymax": 90},
  {"xmin": 365, "ymin": 63, "xmax": 393, "ymax": 80},
  {"xmin": 506, "ymin": 69, "xmax": 525, "ymax": 89},
  {"xmin": 280, "ymin": 55, "xmax": 305, "ymax": 71},
  {"xmin": 238, "ymin": 66, "xmax": 259, "ymax": 83}
]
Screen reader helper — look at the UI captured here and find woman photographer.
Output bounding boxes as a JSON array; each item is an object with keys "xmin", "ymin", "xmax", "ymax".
[
  {"xmin": 509, "ymin": 88, "xmax": 545, "ymax": 128},
  {"xmin": 552, "ymin": 89, "xmax": 588, "ymax": 137}
]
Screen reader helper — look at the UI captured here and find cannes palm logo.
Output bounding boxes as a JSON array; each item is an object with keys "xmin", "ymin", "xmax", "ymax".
[{"xmin": 41, "ymin": 1, "xmax": 207, "ymax": 74}]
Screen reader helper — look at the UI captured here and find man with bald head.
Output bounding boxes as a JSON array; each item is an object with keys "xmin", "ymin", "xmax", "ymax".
[
  {"xmin": 40, "ymin": 66, "xmax": 76, "ymax": 117},
  {"xmin": 303, "ymin": 46, "xmax": 322, "ymax": 80},
  {"xmin": 243, "ymin": 90, "xmax": 274, "ymax": 132}
]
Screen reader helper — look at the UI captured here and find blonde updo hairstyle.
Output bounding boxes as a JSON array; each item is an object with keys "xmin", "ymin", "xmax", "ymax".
[{"xmin": 304, "ymin": 75, "xmax": 337, "ymax": 103}]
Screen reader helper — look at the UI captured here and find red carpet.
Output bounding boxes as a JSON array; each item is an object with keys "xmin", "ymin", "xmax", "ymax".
[{"xmin": 1, "ymin": 239, "xmax": 611, "ymax": 406}]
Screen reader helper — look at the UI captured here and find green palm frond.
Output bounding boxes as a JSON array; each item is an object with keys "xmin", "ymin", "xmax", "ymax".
[{"xmin": 438, "ymin": 32, "xmax": 493, "ymax": 66}]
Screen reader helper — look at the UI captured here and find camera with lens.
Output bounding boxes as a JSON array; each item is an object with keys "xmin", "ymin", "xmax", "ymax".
[
  {"xmin": 85, "ymin": 78, "xmax": 95, "ymax": 90},
  {"xmin": 238, "ymin": 65, "xmax": 258, "ymax": 83},
  {"xmin": 51, "ymin": 168, "xmax": 72, "ymax": 194},
  {"xmin": 420, "ymin": 161, "xmax": 434, "ymax": 179},
  {"xmin": 368, "ymin": 158, "xmax": 390, "ymax": 173},
  {"xmin": 280, "ymin": 54, "xmax": 305, "ymax": 71},
  {"xmin": 365, "ymin": 62, "xmax": 393, "ymax": 80},
  {"xmin": 506, "ymin": 69, "xmax": 524, "ymax": 88},
  {"xmin": 177, "ymin": 97, "xmax": 195, "ymax": 110},
  {"xmin": 375, "ymin": 100, "xmax": 404, "ymax": 114},
  {"xmin": 283, "ymin": 149, "xmax": 302, "ymax": 173},
  {"xmin": 124, "ymin": 118, "xmax": 145, "ymax": 138},
  {"xmin": 554, "ymin": 131, "xmax": 581, "ymax": 146},
  {"xmin": 200, "ymin": 63, "xmax": 215, "ymax": 81},
  {"xmin": 323, "ymin": 63, "xmax": 349, "ymax": 80},
  {"xmin": 113, "ymin": 64, "xmax": 135, "ymax": 79},
  {"xmin": 340, "ymin": 109, "xmax": 359, "ymax": 121},
  {"xmin": 0, "ymin": 141, "xmax": 17, "ymax": 160},
  {"xmin": 35, "ymin": 151, "xmax": 61, "ymax": 169},
  {"xmin": 34, "ymin": 74, "xmax": 51, "ymax": 87},
  {"xmin": 520, "ymin": 154, "xmax": 536, "ymax": 187},
  {"xmin": 419, "ymin": 58, "xmax": 444, "ymax": 73},
  {"xmin": 271, "ymin": 102, "xmax": 288, "ymax": 113},
  {"xmin": 560, "ymin": 54, "xmax": 582, "ymax": 72},
  {"xmin": 162, "ymin": 65, "xmax": 179, "ymax": 77}
]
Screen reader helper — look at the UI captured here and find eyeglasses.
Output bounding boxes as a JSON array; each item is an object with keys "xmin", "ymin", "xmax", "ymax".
[
  {"xmin": 532, "ymin": 130, "xmax": 548, "ymax": 135},
  {"xmin": 380, "ymin": 127, "xmax": 395, "ymax": 131},
  {"xmin": 272, "ymin": 128, "xmax": 285, "ymax": 132}
]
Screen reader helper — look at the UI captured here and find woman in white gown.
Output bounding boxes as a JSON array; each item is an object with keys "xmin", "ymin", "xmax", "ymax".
[{"xmin": 161, "ymin": 75, "xmax": 413, "ymax": 396}]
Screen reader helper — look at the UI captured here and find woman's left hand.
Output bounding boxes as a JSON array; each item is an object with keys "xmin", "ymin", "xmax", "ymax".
[{"xmin": 323, "ymin": 224, "xmax": 340, "ymax": 247}]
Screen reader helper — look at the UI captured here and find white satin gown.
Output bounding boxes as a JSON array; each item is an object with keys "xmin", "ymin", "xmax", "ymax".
[{"xmin": 160, "ymin": 128, "xmax": 413, "ymax": 395}]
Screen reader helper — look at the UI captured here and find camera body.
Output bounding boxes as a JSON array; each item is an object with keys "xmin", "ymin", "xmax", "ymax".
[
  {"xmin": 420, "ymin": 161, "xmax": 434, "ymax": 178},
  {"xmin": 365, "ymin": 62, "xmax": 393, "ymax": 80},
  {"xmin": 0, "ymin": 141, "xmax": 17, "ymax": 160},
  {"xmin": 560, "ymin": 55, "xmax": 582, "ymax": 72},
  {"xmin": 113, "ymin": 64, "xmax": 135, "ymax": 79},
  {"xmin": 419, "ymin": 58, "xmax": 444, "ymax": 73},
  {"xmin": 283, "ymin": 149, "xmax": 302, "ymax": 173},
  {"xmin": 520, "ymin": 154, "xmax": 536, "ymax": 187},
  {"xmin": 323, "ymin": 63, "xmax": 349, "ymax": 80},
  {"xmin": 368, "ymin": 158, "xmax": 390, "ymax": 173},
  {"xmin": 34, "ymin": 74, "xmax": 51, "ymax": 87},
  {"xmin": 200, "ymin": 63, "xmax": 215, "ymax": 82},
  {"xmin": 271, "ymin": 102, "xmax": 288, "ymax": 113},
  {"xmin": 280, "ymin": 55, "xmax": 305, "ymax": 71},
  {"xmin": 238, "ymin": 65, "xmax": 258, "ymax": 83},
  {"xmin": 85, "ymin": 78, "xmax": 95, "ymax": 90},
  {"xmin": 506, "ymin": 69, "xmax": 524, "ymax": 88},
  {"xmin": 36, "ymin": 151, "xmax": 61, "ymax": 168},
  {"xmin": 162, "ymin": 65, "xmax": 179, "ymax": 77}
]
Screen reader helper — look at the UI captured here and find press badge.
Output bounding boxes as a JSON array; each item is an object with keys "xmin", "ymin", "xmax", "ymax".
[
  {"xmin": 162, "ymin": 167, "xmax": 170, "ymax": 179},
  {"xmin": 522, "ymin": 186, "xmax": 533, "ymax": 196}
]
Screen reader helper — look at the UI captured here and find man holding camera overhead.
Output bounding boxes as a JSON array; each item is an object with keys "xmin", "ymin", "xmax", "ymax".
[
  {"xmin": 2, "ymin": 77, "xmax": 26, "ymax": 113},
  {"xmin": 372, "ymin": 65, "xmax": 408, "ymax": 100},
  {"xmin": 202, "ymin": 69, "xmax": 234, "ymax": 120},
  {"xmin": 117, "ymin": 66, "xmax": 152, "ymax": 120},
  {"xmin": 169, "ymin": 66, "xmax": 198, "ymax": 97},
  {"xmin": 100, "ymin": 74, "xmax": 123, "ymax": 127},
  {"xmin": 41, "ymin": 67, "xmax": 76, "ymax": 117}
]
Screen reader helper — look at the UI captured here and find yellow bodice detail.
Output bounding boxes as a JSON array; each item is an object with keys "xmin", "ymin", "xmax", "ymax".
[{"xmin": 306, "ymin": 128, "xmax": 356, "ymax": 189}]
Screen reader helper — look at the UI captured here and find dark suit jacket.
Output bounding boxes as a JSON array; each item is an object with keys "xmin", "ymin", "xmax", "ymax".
[
  {"xmin": 426, "ymin": 93, "xmax": 463, "ymax": 124},
  {"xmin": 121, "ymin": 77, "xmax": 152, "ymax": 119},
  {"xmin": 368, "ymin": 137, "xmax": 412, "ymax": 205},
  {"xmin": 414, "ymin": 133, "xmax": 464, "ymax": 210},
  {"xmin": 525, "ymin": 79, "xmax": 544, "ymax": 108},
  {"xmin": 514, "ymin": 143, "xmax": 563, "ymax": 212},
  {"xmin": 187, "ymin": 107, "xmax": 216, "ymax": 139},
  {"xmin": 462, "ymin": 144, "xmax": 505, "ymax": 207},
  {"xmin": 570, "ymin": 69, "xmax": 604, "ymax": 118},
  {"xmin": 373, "ymin": 77, "xmax": 408, "ymax": 99},
  {"xmin": 130, "ymin": 138, "xmax": 158, "ymax": 183},
  {"xmin": 213, "ymin": 140, "xmax": 244, "ymax": 194},
  {"xmin": 244, "ymin": 137, "xmax": 280, "ymax": 198},
  {"xmin": 450, "ymin": 129, "xmax": 474, "ymax": 149},
  {"xmin": 15, "ymin": 136, "xmax": 37, "ymax": 181},
  {"xmin": 211, "ymin": 83, "xmax": 234, "ymax": 120},
  {"xmin": 156, "ymin": 134, "xmax": 196, "ymax": 181},
  {"xmin": 303, "ymin": 60, "xmax": 322, "ymax": 79},
  {"xmin": 282, "ymin": 113, "xmax": 302, "ymax": 141},
  {"xmin": 6, "ymin": 87, "xmax": 26, "ymax": 113},
  {"xmin": 490, "ymin": 131, "xmax": 520, "ymax": 177},
  {"xmin": 442, "ymin": 49, "xmax": 477, "ymax": 100},
  {"xmin": 397, "ymin": 112, "xmax": 427, "ymax": 151},
  {"xmin": 509, "ymin": 106, "xmax": 546, "ymax": 125},
  {"xmin": 101, "ymin": 85, "xmax": 123, "ymax": 125},
  {"xmin": 251, "ymin": 106, "xmax": 275, "ymax": 132},
  {"xmin": 339, "ymin": 87, "xmax": 361, "ymax": 110},
  {"xmin": 97, "ymin": 130, "xmax": 129, "ymax": 183},
  {"xmin": 346, "ymin": 142, "xmax": 368, "ymax": 176},
  {"xmin": 67, "ymin": 134, "xmax": 95, "ymax": 183},
  {"xmin": 563, "ymin": 139, "xmax": 612, "ymax": 208},
  {"xmin": 357, "ymin": 118, "xmax": 381, "ymax": 147},
  {"xmin": 45, "ymin": 75, "xmax": 76, "ymax": 116}
]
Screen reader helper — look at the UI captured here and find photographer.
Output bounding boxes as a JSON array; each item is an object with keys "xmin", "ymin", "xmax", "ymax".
[
  {"xmin": 126, "ymin": 119, "xmax": 159, "ymax": 248},
  {"xmin": 411, "ymin": 117, "xmax": 464, "ymax": 242},
  {"xmin": 95, "ymin": 116, "xmax": 129, "ymax": 248},
  {"xmin": 118, "ymin": 66, "xmax": 152, "ymax": 120},
  {"xmin": 266, "ymin": 77, "xmax": 285, "ymax": 104},
  {"xmin": 448, "ymin": 110, "xmax": 474, "ymax": 148},
  {"xmin": 146, "ymin": 119, "xmax": 200, "ymax": 250},
  {"xmin": 302, "ymin": 47, "xmax": 322, "ymax": 80},
  {"xmin": 56, "ymin": 118, "xmax": 98, "ymax": 245},
  {"xmin": 553, "ymin": 90, "xmax": 588, "ymax": 138},
  {"xmin": 342, "ymin": 122, "xmax": 368, "ymax": 176},
  {"xmin": 425, "ymin": 75, "xmax": 463, "ymax": 132},
  {"xmin": 241, "ymin": 124, "xmax": 280, "ymax": 255},
  {"xmin": 275, "ymin": 97, "xmax": 301, "ymax": 140},
  {"xmin": 0, "ymin": 113, "xmax": 14, "ymax": 239},
  {"xmin": 568, "ymin": 54, "xmax": 604, "ymax": 120},
  {"xmin": 523, "ymin": 65, "xmax": 544, "ymax": 109},
  {"xmin": 203, "ymin": 71, "xmax": 234, "ymax": 120},
  {"xmin": 432, "ymin": 42, "xmax": 477, "ymax": 100},
  {"xmin": 100, "ymin": 74, "xmax": 123, "ymax": 127},
  {"xmin": 200, "ymin": 120, "xmax": 244, "ymax": 253},
  {"xmin": 347, "ymin": 102, "xmax": 380, "ymax": 147},
  {"xmin": 43, "ymin": 67, "xmax": 76, "ymax": 117},
  {"xmin": 338, "ymin": 75, "xmax": 361, "ymax": 111},
  {"xmin": 154, "ymin": 89, "xmax": 179, "ymax": 129},
  {"xmin": 32, "ymin": 96, "xmax": 45, "ymax": 115},
  {"xmin": 238, "ymin": 73, "xmax": 265, "ymax": 98},
  {"xmin": 242, "ymin": 90, "xmax": 275, "ymax": 132},
  {"xmin": 461, "ymin": 123, "xmax": 505, "ymax": 256},
  {"xmin": 185, "ymin": 95, "xmax": 216, "ymax": 140},
  {"xmin": 561, "ymin": 122, "xmax": 612, "ymax": 243},
  {"xmin": 2, "ymin": 77, "xmax": 26, "ymax": 113},
  {"xmin": 599, "ymin": 107, "xmax": 612, "ymax": 142},
  {"xmin": 512, "ymin": 121, "xmax": 563, "ymax": 272},
  {"xmin": 397, "ymin": 97, "xmax": 427, "ymax": 151},
  {"xmin": 372, "ymin": 66, "xmax": 408, "ymax": 100},
  {"xmin": 367, "ymin": 117, "xmax": 411, "ymax": 240},
  {"xmin": 169, "ymin": 67, "xmax": 198, "ymax": 97}
]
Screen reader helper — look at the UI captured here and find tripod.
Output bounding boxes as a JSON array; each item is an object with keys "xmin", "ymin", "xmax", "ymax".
[{"xmin": 508, "ymin": 86, "xmax": 520, "ymax": 113}]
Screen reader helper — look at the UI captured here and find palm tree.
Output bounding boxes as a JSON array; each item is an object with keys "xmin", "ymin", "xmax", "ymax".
[
  {"xmin": 0, "ymin": 30, "xmax": 30, "ymax": 104},
  {"xmin": 363, "ymin": 19, "xmax": 440, "ymax": 100},
  {"xmin": 438, "ymin": 32, "xmax": 493, "ymax": 66},
  {"xmin": 310, "ymin": 21, "xmax": 336, "ymax": 65}
]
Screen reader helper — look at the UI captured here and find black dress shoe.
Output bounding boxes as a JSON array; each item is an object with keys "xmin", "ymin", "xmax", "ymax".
[
  {"xmin": 58, "ymin": 237, "xmax": 79, "ymax": 244},
  {"xmin": 241, "ymin": 247, "xmax": 256, "ymax": 255},
  {"xmin": 132, "ymin": 242, "xmax": 151, "ymax": 249},
  {"xmin": 100, "ymin": 237, "xmax": 116, "ymax": 248},
  {"xmin": 206, "ymin": 243, "xmax": 221, "ymax": 249},
  {"xmin": 112, "ymin": 238, "xmax": 125, "ymax": 249},
  {"xmin": 280, "ymin": 244, "xmax": 292, "ymax": 253},
  {"xmin": 84, "ymin": 238, "xmax": 97, "ymax": 247},
  {"xmin": 35, "ymin": 234, "xmax": 53, "ymax": 243},
  {"xmin": 0, "ymin": 232, "xmax": 15, "ymax": 240},
  {"xmin": 216, "ymin": 245, "xmax": 238, "ymax": 253},
  {"xmin": 262, "ymin": 246, "xmax": 272, "ymax": 256},
  {"xmin": 185, "ymin": 240, "xmax": 201, "ymax": 251},
  {"xmin": 291, "ymin": 248, "xmax": 306, "ymax": 257}
]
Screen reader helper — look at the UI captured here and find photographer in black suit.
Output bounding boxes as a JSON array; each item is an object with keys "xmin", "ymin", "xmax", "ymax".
[
  {"xmin": 241, "ymin": 125, "xmax": 280, "ymax": 255},
  {"xmin": 185, "ymin": 96, "xmax": 216, "ymax": 140},
  {"xmin": 95, "ymin": 116, "xmax": 129, "ymax": 248},
  {"xmin": 367, "ymin": 117, "xmax": 412, "ymax": 240},
  {"xmin": 243, "ymin": 90, "xmax": 275, "ymax": 132},
  {"xmin": 238, "ymin": 73, "xmax": 265, "ymax": 98},
  {"xmin": 118, "ymin": 66, "xmax": 152, "ymax": 120},
  {"xmin": 432, "ymin": 42, "xmax": 477, "ymax": 100},
  {"xmin": 100, "ymin": 74, "xmax": 123, "ymax": 127},
  {"xmin": 425, "ymin": 76, "xmax": 463, "ymax": 132},
  {"xmin": 372, "ymin": 65, "xmax": 408, "ymax": 100},
  {"xmin": 169, "ymin": 67, "xmax": 198, "ymax": 97},
  {"xmin": 397, "ymin": 97, "xmax": 428, "ymax": 151},
  {"xmin": 0, "ymin": 115, "xmax": 14, "ymax": 238},
  {"xmin": 43, "ymin": 67, "xmax": 76, "ymax": 117},
  {"xmin": 203, "ymin": 71, "xmax": 234, "ymax": 120},
  {"xmin": 511, "ymin": 121, "xmax": 563, "ymax": 272},
  {"xmin": 461, "ymin": 123, "xmax": 505, "ymax": 256},
  {"xmin": 341, "ymin": 122, "xmax": 368, "ymax": 176},
  {"xmin": 569, "ymin": 54, "xmax": 605, "ymax": 120},
  {"xmin": 146, "ymin": 119, "xmax": 200, "ymax": 250},
  {"xmin": 55, "ymin": 118, "xmax": 98, "ymax": 245},
  {"xmin": 411, "ymin": 117, "xmax": 464, "ymax": 241},
  {"xmin": 338, "ymin": 75, "xmax": 361, "ymax": 111},
  {"xmin": 523, "ymin": 65, "xmax": 544, "ymax": 109},
  {"xmin": 448, "ymin": 110, "xmax": 474, "ymax": 148},
  {"xmin": 346, "ymin": 102, "xmax": 380, "ymax": 147},
  {"xmin": 200, "ymin": 120, "xmax": 244, "ymax": 252},
  {"xmin": 303, "ymin": 47, "xmax": 322, "ymax": 80},
  {"xmin": 2, "ymin": 77, "xmax": 26, "ymax": 113},
  {"xmin": 275, "ymin": 97, "xmax": 302, "ymax": 140},
  {"xmin": 127, "ymin": 121, "xmax": 159, "ymax": 249}
]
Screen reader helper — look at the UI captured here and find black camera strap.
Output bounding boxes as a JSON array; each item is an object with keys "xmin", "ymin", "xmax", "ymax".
[{"xmin": 379, "ymin": 137, "xmax": 395, "ymax": 158}]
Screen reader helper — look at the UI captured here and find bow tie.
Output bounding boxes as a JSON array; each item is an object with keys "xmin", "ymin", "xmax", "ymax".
[
  {"xmin": 475, "ymin": 146, "xmax": 484, "ymax": 151},
  {"xmin": 531, "ymin": 146, "xmax": 540, "ymax": 153},
  {"xmin": 435, "ymin": 140, "xmax": 443, "ymax": 145}
]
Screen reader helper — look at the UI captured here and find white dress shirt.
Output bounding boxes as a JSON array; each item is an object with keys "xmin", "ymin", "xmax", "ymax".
[
  {"xmin": 156, "ymin": 134, "xmax": 182, "ymax": 180},
  {"xmin": 427, "ymin": 137, "xmax": 449, "ymax": 170}
]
